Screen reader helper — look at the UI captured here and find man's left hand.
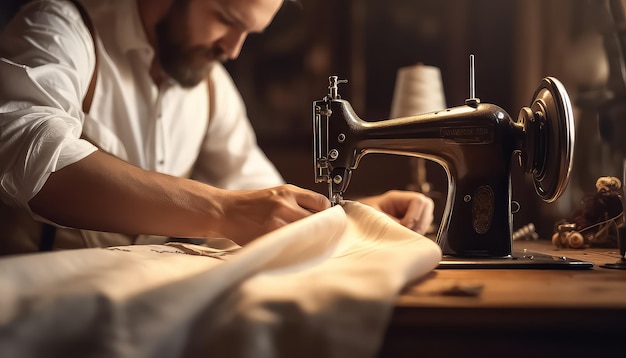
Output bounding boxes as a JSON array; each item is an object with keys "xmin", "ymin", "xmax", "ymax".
[{"xmin": 360, "ymin": 190, "xmax": 435, "ymax": 234}]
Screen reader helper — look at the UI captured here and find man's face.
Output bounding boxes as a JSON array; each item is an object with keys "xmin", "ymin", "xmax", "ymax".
[{"xmin": 155, "ymin": 0, "xmax": 282, "ymax": 88}]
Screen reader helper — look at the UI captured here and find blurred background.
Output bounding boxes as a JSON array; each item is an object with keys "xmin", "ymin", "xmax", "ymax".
[
  {"xmin": 225, "ymin": 0, "xmax": 626, "ymax": 239},
  {"xmin": 2, "ymin": 0, "xmax": 624, "ymax": 239}
]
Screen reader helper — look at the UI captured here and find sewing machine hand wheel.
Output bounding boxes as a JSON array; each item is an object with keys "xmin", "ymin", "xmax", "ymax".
[{"xmin": 517, "ymin": 77, "xmax": 575, "ymax": 203}]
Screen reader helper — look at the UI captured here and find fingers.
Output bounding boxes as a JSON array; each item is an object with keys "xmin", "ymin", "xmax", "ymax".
[
  {"xmin": 218, "ymin": 185, "xmax": 329, "ymax": 245},
  {"xmin": 287, "ymin": 184, "xmax": 331, "ymax": 213},
  {"xmin": 362, "ymin": 190, "xmax": 435, "ymax": 234},
  {"xmin": 261, "ymin": 184, "xmax": 331, "ymax": 227},
  {"xmin": 400, "ymin": 194, "xmax": 434, "ymax": 234}
]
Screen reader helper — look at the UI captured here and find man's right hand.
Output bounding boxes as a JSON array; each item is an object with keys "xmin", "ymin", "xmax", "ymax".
[{"xmin": 213, "ymin": 184, "xmax": 331, "ymax": 245}]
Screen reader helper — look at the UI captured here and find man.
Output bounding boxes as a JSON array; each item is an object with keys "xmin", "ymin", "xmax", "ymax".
[{"xmin": 0, "ymin": 0, "xmax": 434, "ymax": 254}]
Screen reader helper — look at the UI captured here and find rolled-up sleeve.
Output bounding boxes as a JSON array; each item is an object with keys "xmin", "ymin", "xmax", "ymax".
[{"xmin": 0, "ymin": 2, "xmax": 98, "ymax": 211}]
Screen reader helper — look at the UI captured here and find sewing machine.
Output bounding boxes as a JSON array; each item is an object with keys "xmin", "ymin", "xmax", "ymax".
[{"xmin": 313, "ymin": 61, "xmax": 578, "ymax": 262}]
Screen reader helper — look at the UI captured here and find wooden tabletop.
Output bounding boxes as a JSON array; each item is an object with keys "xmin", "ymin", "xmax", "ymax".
[{"xmin": 380, "ymin": 240, "xmax": 626, "ymax": 358}]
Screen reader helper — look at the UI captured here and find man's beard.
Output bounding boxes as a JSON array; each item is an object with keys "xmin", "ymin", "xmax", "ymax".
[{"xmin": 154, "ymin": 15, "xmax": 227, "ymax": 88}]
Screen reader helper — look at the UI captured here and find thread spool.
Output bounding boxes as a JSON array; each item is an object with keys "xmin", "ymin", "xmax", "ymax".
[
  {"xmin": 390, "ymin": 63, "xmax": 446, "ymax": 194},
  {"xmin": 391, "ymin": 63, "xmax": 446, "ymax": 118}
]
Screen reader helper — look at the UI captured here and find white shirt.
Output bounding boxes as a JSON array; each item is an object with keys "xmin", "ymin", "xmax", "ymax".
[{"xmin": 0, "ymin": 0, "xmax": 283, "ymax": 252}]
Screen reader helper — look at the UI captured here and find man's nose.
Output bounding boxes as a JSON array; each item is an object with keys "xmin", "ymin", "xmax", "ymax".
[{"xmin": 222, "ymin": 30, "xmax": 247, "ymax": 60}]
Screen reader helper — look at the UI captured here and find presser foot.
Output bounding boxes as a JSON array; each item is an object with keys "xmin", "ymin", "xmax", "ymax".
[
  {"xmin": 329, "ymin": 191, "xmax": 344, "ymax": 206},
  {"xmin": 330, "ymin": 197, "xmax": 345, "ymax": 206}
]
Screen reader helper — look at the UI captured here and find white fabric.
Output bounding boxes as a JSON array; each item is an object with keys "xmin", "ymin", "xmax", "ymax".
[
  {"xmin": 0, "ymin": 0, "xmax": 283, "ymax": 213},
  {"xmin": 0, "ymin": 202, "xmax": 442, "ymax": 358}
]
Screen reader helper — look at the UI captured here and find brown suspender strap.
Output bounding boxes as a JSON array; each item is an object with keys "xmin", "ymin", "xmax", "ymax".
[{"xmin": 40, "ymin": 0, "xmax": 98, "ymax": 251}]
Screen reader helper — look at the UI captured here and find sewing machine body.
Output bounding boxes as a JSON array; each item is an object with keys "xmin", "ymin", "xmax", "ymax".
[{"xmin": 314, "ymin": 75, "xmax": 574, "ymax": 258}]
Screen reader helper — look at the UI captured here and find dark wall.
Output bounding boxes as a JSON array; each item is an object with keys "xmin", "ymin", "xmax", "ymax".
[{"xmin": 0, "ymin": 0, "xmax": 30, "ymax": 30}]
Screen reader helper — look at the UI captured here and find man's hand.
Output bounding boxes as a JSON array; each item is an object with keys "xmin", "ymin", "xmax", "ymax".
[
  {"xmin": 359, "ymin": 190, "xmax": 434, "ymax": 234},
  {"xmin": 215, "ymin": 184, "xmax": 331, "ymax": 245}
]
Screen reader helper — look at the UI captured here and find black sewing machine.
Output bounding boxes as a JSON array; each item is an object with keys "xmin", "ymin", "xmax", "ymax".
[{"xmin": 313, "ymin": 60, "xmax": 593, "ymax": 268}]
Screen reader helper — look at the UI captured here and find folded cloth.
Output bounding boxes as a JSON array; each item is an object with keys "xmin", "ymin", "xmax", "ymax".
[{"xmin": 0, "ymin": 201, "xmax": 441, "ymax": 358}]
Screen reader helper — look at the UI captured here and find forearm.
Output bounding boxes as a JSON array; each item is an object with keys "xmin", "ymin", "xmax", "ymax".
[{"xmin": 29, "ymin": 150, "xmax": 223, "ymax": 238}]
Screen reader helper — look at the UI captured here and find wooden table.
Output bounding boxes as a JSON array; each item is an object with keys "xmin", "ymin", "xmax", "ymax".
[{"xmin": 380, "ymin": 240, "xmax": 626, "ymax": 357}]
